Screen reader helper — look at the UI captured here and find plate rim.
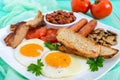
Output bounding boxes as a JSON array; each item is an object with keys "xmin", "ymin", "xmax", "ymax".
[{"xmin": 0, "ymin": 12, "xmax": 120, "ymax": 80}]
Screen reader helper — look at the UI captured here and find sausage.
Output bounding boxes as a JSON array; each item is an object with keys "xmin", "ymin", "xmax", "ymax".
[
  {"xmin": 69, "ymin": 18, "xmax": 88, "ymax": 32},
  {"xmin": 78, "ymin": 20, "xmax": 97, "ymax": 37}
]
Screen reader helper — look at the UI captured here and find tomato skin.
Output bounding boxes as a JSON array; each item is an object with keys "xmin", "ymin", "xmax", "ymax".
[
  {"xmin": 90, "ymin": 0, "xmax": 112, "ymax": 19},
  {"xmin": 26, "ymin": 29, "xmax": 36, "ymax": 39},
  {"xmin": 47, "ymin": 28, "xmax": 57, "ymax": 35},
  {"xmin": 40, "ymin": 36, "xmax": 48, "ymax": 42},
  {"xmin": 25, "ymin": 27, "xmax": 57, "ymax": 43},
  {"xmin": 33, "ymin": 27, "xmax": 47, "ymax": 38},
  {"xmin": 44, "ymin": 34, "xmax": 57, "ymax": 43},
  {"xmin": 46, "ymin": 28, "xmax": 57, "ymax": 43},
  {"xmin": 71, "ymin": 0, "xmax": 90, "ymax": 13}
]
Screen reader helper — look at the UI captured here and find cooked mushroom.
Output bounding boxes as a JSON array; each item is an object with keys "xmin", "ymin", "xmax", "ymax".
[
  {"xmin": 107, "ymin": 30, "xmax": 117, "ymax": 36},
  {"xmin": 87, "ymin": 28, "xmax": 117, "ymax": 47},
  {"xmin": 104, "ymin": 36, "xmax": 117, "ymax": 45},
  {"xmin": 93, "ymin": 28, "xmax": 104, "ymax": 34}
]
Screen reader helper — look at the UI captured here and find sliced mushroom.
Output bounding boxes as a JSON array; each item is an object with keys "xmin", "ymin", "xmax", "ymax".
[
  {"xmin": 96, "ymin": 32, "xmax": 104, "ymax": 39},
  {"xmin": 107, "ymin": 30, "xmax": 117, "ymax": 36},
  {"xmin": 104, "ymin": 36, "xmax": 117, "ymax": 45},
  {"xmin": 102, "ymin": 41, "xmax": 111, "ymax": 47},
  {"xmin": 93, "ymin": 28, "xmax": 104, "ymax": 34},
  {"xmin": 87, "ymin": 28, "xmax": 117, "ymax": 47}
]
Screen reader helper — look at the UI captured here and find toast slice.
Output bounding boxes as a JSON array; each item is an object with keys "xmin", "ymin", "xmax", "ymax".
[
  {"xmin": 56, "ymin": 28, "xmax": 100, "ymax": 58},
  {"xmin": 100, "ymin": 45, "xmax": 119, "ymax": 58},
  {"xmin": 58, "ymin": 45, "xmax": 119, "ymax": 58}
]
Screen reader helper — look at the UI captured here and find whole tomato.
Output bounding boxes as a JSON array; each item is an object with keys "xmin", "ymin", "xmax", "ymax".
[
  {"xmin": 71, "ymin": 0, "xmax": 90, "ymax": 13},
  {"xmin": 90, "ymin": 0, "xmax": 112, "ymax": 19}
]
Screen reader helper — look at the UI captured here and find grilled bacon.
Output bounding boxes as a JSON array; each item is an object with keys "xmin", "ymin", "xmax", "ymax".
[
  {"xmin": 4, "ymin": 11, "xmax": 44, "ymax": 48},
  {"xmin": 4, "ymin": 22, "xmax": 29, "ymax": 48}
]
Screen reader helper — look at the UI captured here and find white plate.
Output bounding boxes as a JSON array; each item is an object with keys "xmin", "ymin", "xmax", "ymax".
[{"xmin": 0, "ymin": 12, "xmax": 120, "ymax": 80}]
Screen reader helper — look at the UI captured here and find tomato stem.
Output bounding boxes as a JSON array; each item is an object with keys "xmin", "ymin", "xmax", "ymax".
[{"xmin": 95, "ymin": 0, "xmax": 100, "ymax": 4}]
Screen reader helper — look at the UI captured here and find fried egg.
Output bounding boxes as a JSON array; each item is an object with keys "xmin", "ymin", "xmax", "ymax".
[
  {"xmin": 41, "ymin": 51, "xmax": 89, "ymax": 78},
  {"xmin": 14, "ymin": 39, "xmax": 50, "ymax": 67}
]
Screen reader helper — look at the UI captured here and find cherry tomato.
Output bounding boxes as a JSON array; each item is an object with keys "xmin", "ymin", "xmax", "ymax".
[
  {"xmin": 40, "ymin": 36, "xmax": 48, "ymax": 42},
  {"xmin": 25, "ymin": 27, "xmax": 57, "ymax": 43},
  {"xmin": 46, "ymin": 28, "xmax": 57, "ymax": 43},
  {"xmin": 26, "ymin": 29, "xmax": 36, "ymax": 39},
  {"xmin": 44, "ymin": 34, "xmax": 57, "ymax": 43},
  {"xmin": 90, "ymin": 0, "xmax": 112, "ymax": 19},
  {"xmin": 71, "ymin": 0, "xmax": 90, "ymax": 13},
  {"xmin": 33, "ymin": 27, "xmax": 47, "ymax": 38},
  {"xmin": 47, "ymin": 28, "xmax": 57, "ymax": 35}
]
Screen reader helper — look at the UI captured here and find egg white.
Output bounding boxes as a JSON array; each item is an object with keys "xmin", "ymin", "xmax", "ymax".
[
  {"xmin": 41, "ymin": 51, "xmax": 89, "ymax": 78},
  {"xmin": 14, "ymin": 39, "xmax": 50, "ymax": 67}
]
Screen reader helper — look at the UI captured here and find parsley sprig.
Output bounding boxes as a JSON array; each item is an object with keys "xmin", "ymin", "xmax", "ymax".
[
  {"xmin": 27, "ymin": 59, "xmax": 44, "ymax": 76},
  {"xmin": 44, "ymin": 42, "xmax": 59, "ymax": 50},
  {"xmin": 87, "ymin": 56, "xmax": 105, "ymax": 72}
]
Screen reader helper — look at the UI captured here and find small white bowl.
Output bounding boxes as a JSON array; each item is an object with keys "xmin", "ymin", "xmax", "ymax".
[{"xmin": 44, "ymin": 10, "xmax": 80, "ymax": 29}]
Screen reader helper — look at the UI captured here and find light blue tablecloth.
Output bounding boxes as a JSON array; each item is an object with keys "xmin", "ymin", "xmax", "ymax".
[{"xmin": 0, "ymin": 0, "xmax": 120, "ymax": 80}]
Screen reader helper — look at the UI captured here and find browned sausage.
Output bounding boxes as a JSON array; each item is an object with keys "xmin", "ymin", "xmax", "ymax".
[
  {"xmin": 78, "ymin": 20, "xmax": 97, "ymax": 37},
  {"xmin": 69, "ymin": 18, "xmax": 88, "ymax": 32}
]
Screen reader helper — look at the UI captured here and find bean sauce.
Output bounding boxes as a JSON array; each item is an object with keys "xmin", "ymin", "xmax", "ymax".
[{"xmin": 46, "ymin": 10, "xmax": 76, "ymax": 24}]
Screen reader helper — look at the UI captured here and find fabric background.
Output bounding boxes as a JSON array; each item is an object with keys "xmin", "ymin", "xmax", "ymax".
[{"xmin": 0, "ymin": 0, "xmax": 120, "ymax": 80}]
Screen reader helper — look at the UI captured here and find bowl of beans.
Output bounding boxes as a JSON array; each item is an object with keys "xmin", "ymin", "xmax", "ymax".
[{"xmin": 44, "ymin": 10, "xmax": 80, "ymax": 29}]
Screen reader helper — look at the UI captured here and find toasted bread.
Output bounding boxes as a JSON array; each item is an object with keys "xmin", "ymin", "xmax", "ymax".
[
  {"xmin": 58, "ymin": 45, "xmax": 119, "ymax": 58},
  {"xmin": 56, "ymin": 28, "xmax": 100, "ymax": 58},
  {"xmin": 100, "ymin": 45, "xmax": 119, "ymax": 58},
  {"xmin": 57, "ymin": 28, "xmax": 119, "ymax": 58}
]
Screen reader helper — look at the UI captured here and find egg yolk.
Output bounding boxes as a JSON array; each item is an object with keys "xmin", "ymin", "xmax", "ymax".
[
  {"xmin": 20, "ymin": 44, "xmax": 43, "ymax": 57},
  {"xmin": 45, "ymin": 52, "xmax": 71, "ymax": 68}
]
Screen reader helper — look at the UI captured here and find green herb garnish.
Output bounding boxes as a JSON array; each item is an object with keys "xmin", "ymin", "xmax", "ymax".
[
  {"xmin": 87, "ymin": 56, "xmax": 104, "ymax": 72},
  {"xmin": 44, "ymin": 42, "xmax": 59, "ymax": 50},
  {"xmin": 27, "ymin": 59, "xmax": 44, "ymax": 76}
]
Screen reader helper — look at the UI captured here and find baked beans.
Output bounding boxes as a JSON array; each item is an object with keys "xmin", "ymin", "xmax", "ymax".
[{"xmin": 46, "ymin": 10, "xmax": 76, "ymax": 24}]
